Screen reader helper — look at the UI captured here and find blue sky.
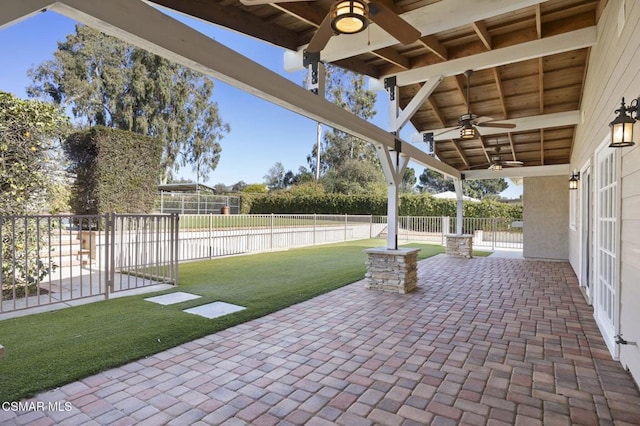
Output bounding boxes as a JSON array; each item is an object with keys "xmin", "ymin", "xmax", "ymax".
[{"xmin": 0, "ymin": 9, "xmax": 521, "ymax": 197}]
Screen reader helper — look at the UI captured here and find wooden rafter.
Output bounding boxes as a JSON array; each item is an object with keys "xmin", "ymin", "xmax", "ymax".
[
  {"xmin": 508, "ymin": 133, "xmax": 517, "ymax": 161},
  {"xmin": 472, "ymin": 21, "xmax": 492, "ymax": 50},
  {"xmin": 373, "ymin": 47, "xmax": 411, "ymax": 69},
  {"xmin": 428, "ymin": 97, "xmax": 447, "ymax": 128},
  {"xmin": 451, "ymin": 140, "xmax": 470, "ymax": 168},
  {"xmin": 150, "ymin": 0, "xmax": 301, "ymax": 50},
  {"xmin": 492, "ymin": 67, "xmax": 508, "ymax": 119},
  {"xmin": 419, "ymin": 35, "xmax": 448, "ymax": 61},
  {"xmin": 270, "ymin": 2, "xmax": 326, "ymax": 28},
  {"xmin": 540, "ymin": 129, "xmax": 545, "ymax": 165}
]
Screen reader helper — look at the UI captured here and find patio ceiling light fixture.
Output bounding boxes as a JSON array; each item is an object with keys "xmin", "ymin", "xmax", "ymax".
[
  {"xmin": 460, "ymin": 123, "xmax": 477, "ymax": 139},
  {"xmin": 609, "ymin": 97, "xmax": 638, "ymax": 148},
  {"xmin": 569, "ymin": 171, "xmax": 580, "ymax": 190},
  {"xmin": 331, "ymin": 0, "xmax": 369, "ymax": 34}
]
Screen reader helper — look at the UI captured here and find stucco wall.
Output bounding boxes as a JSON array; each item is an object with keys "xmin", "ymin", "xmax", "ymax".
[
  {"xmin": 523, "ymin": 176, "xmax": 568, "ymax": 261},
  {"xmin": 569, "ymin": 0, "xmax": 640, "ymax": 383}
]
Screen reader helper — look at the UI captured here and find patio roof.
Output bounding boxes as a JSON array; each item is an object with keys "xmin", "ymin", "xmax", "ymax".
[{"xmin": 146, "ymin": 0, "xmax": 604, "ymax": 177}]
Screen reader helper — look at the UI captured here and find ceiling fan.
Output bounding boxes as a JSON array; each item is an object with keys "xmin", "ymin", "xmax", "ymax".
[
  {"xmin": 471, "ymin": 145, "xmax": 523, "ymax": 170},
  {"xmin": 437, "ymin": 69, "xmax": 516, "ymax": 140},
  {"xmin": 239, "ymin": 0, "xmax": 421, "ymax": 53}
]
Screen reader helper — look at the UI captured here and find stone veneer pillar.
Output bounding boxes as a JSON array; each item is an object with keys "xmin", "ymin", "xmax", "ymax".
[
  {"xmin": 363, "ymin": 247, "xmax": 420, "ymax": 293},
  {"xmin": 445, "ymin": 234, "xmax": 473, "ymax": 258}
]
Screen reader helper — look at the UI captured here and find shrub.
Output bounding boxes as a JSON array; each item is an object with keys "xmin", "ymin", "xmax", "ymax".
[{"xmin": 64, "ymin": 126, "xmax": 163, "ymax": 214}]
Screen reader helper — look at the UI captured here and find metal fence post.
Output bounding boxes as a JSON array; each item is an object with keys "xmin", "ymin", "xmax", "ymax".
[
  {"xmin": 344, "ymin": 214, "xmax": 348, "ymax": 241},
  {"xmin": 492, "ymin": 217, "xmax": 497, "ymax": 251},
  {"xmin": 173, "ymin": 213, "xmax": 180, "ymax": 285}
]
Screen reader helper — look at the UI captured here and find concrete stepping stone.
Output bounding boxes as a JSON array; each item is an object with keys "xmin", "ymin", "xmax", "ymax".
[
  {"xmin": 183, "ymin": 301, "xmax": 245, "ymax": 319},
  {"xmin": 144, "ymin": 291, "xmax": 201, "ymax": 305}
]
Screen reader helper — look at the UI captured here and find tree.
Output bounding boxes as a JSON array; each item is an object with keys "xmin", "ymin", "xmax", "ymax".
[
  {"xmin": 417, "ymin": 169, "xmax": 454, "ymax": 194},
  {"xmin": 28, "ymin": 24, "xmax": 229, "ymax": 182},
  {"xmin": 0, "ymin": 91, "xmax": 70, "ymax": 214},
  {"xmin": 307, "ymin": 65, "xmax": 378, "ymax": 177},
  {"xmin": 417, "ymin": 168, "xmax": 508, "ymax": 199},
  {"xmin": 401, "ymin": 168, "xmax": 417, "ymax": 194},
  {"xmin": 320, "ymin": 159, "xmax": 386, "ymax": 195},
  {"xmin": 232, "ymin": 180, "xmax": 248, "ymax": 192},
  {"xmin": 264, "ymin": 162, "xmax": 288, "ymax": 190},
  {"xmin": 1, "ymin": 91, "xmax": 69, "ymax": 292}
]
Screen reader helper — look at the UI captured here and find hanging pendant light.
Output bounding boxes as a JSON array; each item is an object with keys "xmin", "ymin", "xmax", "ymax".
[{"xmin": 331, "ymin": 0, "xmax": 368, "ymax": 34}]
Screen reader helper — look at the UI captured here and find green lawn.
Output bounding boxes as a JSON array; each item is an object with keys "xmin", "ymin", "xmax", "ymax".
[{"xmin": 0, "ymin": 239, "xmax": 489, "ymax": 402}]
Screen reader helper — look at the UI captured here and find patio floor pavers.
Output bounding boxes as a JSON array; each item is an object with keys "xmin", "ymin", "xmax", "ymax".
[{"xmin": 4, "ymin": 254, "xmax": 640, "ymax": 425}]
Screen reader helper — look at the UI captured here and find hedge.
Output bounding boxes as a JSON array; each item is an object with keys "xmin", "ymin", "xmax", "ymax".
[
  {"xmin": 240, "ymin": 193, "xmax": 522, "ymax": 220},
  {"xmin": 64, "ymin": 126, "xmax": 163, "ymax": 214}
]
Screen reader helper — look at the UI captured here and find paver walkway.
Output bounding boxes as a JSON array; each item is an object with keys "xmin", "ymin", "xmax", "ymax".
[{"xmin": 3, "ymin": 255, "xmax": 640, "ymax": 425}]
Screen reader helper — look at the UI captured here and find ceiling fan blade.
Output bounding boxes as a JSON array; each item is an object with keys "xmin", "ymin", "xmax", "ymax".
[
  {"xmin": 306, "ymin": 14, "xmax": 334, "ymax": 53},
  {"xmin": 368, "ymin": 1, "xmax": 421, "ymax": 45},
  {"xmin": 240, "ymin": 0, "xmax": 314, "ymax": 5},
  {"xmin": 503, "ymin": 161, "xmax": 524, "ymax": 166},
  {"xmin": 477, "ymin": 121, "xmax": 516, "ymax": 129}
]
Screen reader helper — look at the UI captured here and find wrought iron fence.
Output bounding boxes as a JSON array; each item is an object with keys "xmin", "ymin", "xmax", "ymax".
[
  {"xmin": 156, "ymin": 193, "xmax": 241, "ymax": 215},
  {"xmin": 1, "ymin": 213, "xmax": 520, "ymax": 314},
  {"xmin": 1, "ymin": 213, "xmax": 179, "ymax": 314},
  {"xmin": 176, "ymin": 214, "xmax": 523, "ymax": 261}
]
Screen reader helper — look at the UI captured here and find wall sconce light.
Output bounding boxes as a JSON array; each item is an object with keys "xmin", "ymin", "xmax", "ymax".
[
  {"xmin": 609, "ymin": 97, "xmax": 638, "ymax": 148},
  {"xmin": 331, "ymin": 0, "xmax": 368, "ymax": 34},
  {"xmin": 569, "ymin": 171, "xmax": 580, "ymax": 190}
]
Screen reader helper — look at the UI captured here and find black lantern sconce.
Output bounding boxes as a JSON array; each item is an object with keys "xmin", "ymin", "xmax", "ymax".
[
  {"xmin": 609, "ymin": 97, "xmax": 638, "ymax": 148},
  {"xmin": 569, "ymin": 171, "xmax": 580, "ymax": 190}
]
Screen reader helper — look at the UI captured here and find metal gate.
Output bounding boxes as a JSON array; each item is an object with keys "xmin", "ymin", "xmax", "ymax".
[{"xmin": 0, "ymin": 213, "xmax": 179, "ymax": 314}]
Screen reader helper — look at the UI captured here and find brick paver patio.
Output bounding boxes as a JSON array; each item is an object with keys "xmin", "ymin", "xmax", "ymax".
[{"xmin": 3, "ymin": 255, "xmax": 640, "ymax": 425}]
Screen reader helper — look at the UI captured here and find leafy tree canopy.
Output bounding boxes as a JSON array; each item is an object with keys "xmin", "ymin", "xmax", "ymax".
[
  {"xmin": 417, "ymin": 168, "xmax": 508, "ymax": 200},
  {"xmin": 28, "ymin": 24, "xmax": 229, "ymax": 182},
  {"xmin": 307, "ymin": 65, "xmax": 378, "ymax": 178},
  {"xmin": 0, "ymin": 91, "xmax": 70, "ymax": 214}
]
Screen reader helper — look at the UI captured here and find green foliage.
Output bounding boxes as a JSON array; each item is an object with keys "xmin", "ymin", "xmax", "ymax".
[
  {"xmin": 243, "ymin": 184, "xmax": 268, "ymax": 194},
  {"xmin": 307, "ymin": 65, "xmax": 378, "ymax": 176},
  {"xmin": 417, "ymin": 168, "xmax": 509, "ymax": 199},
  {"xmin": 64, "ymin": 126, "xmax": 163, "ymax": 214},
  {"xmin": 241, "ymin": 192, "xmax": 523, "ymax": 219},
  {"xmin": 0, "ymin": 92, "xmax": 68, "ymax": 293},
  {"xmin": 28, "ymin": 24, "xmax": 229, "ymax": 182},
  {"xmin": 320, "ymin": 158, "xmax": 386, "ymax": 195},
  {"xmin": 0, "ymin": 91, "xmax": 70, "ymax": 214}
]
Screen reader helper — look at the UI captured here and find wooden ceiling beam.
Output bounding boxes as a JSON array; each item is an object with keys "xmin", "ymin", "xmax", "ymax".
[
  {"xmin": 492, "ymin": 67, "xmax": 508, "ymax": 119},
  {"xmin": 472, "ymin": 21, "xmax": 492, "ymax": 50},
  {"xmin": 535, "ymin": 4, "xmax": 542, "ymax": 38},
  {"xmin": 383, "ymin": 26, "xmax": 596, "ymax": 87},
  {"xmin": 285, "ymin": 0, "xmax": 552, "ymax": 70},
  {"xmin": 373, "ymin": 47, "xmax": 411, "ymax": 70},
  {"xmin": 538, "ymin": 57, "xmax": 545, "ymax": 114},
  {"xmin": 508, "ymin": 133, "xmax": 517, "ymax": 161},
  {"xmin": 540, "ymin": 129, "xmax": 545, "ymax": 165},
  {"xmin": 270, "ymin": 2, "xmax": 327, "ymax": 27},
  {"xmin": 419, "ymin": 35, "xmax": 448, "ymax": 61},
  {"xmin": 451, "ymin": 139, "xmax": 471, "ymax": 168},
  {"xmin": 149, "ymin": 0, "xmax": 301, "ymax": 50},
  {"xmin": 427, "ymin": 97, "xmax": 447, "ymax": 128}
]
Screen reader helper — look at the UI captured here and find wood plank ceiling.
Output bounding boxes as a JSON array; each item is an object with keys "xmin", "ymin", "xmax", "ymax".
[{"xmin": 150, "ymin": 0, "xmax": 607, "ymax": 171}]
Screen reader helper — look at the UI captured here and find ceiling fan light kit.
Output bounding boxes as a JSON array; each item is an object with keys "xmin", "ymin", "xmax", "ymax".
[
  {"xmin": 460, "ymin": 124, "xmax": 476, "ymax": 139},
  {"xmin": 331, "ymin": 0, "xmax": 368, "ymax": 34}
]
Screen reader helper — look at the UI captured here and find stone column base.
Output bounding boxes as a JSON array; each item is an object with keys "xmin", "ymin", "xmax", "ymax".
[
  {"xmin": 445, "ymin": 234, "xmax": 473, "ymax": 258},
  {"xmin": 363, "ymin": 247, "xmax": 420, "ymax": 293}
]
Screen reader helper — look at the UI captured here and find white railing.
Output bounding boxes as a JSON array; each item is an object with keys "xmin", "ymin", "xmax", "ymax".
[{"xmin": 177, "ymin": 214, "xmax": 523, "ymax": 261}]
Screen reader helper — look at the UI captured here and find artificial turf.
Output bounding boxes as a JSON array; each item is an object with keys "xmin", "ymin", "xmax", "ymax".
[{"xmin": 0, "ymin": 239, "xmax": 488, "ymax": 402}]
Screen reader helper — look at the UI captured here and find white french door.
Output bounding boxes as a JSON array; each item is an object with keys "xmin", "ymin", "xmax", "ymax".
[
  {"xmin": 580, "ymin": 165, "xmax": 592, "ymax": 302},
  {"xmin": 594, "ymin": 142, "xmax": 620, "ymax": 357}
]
